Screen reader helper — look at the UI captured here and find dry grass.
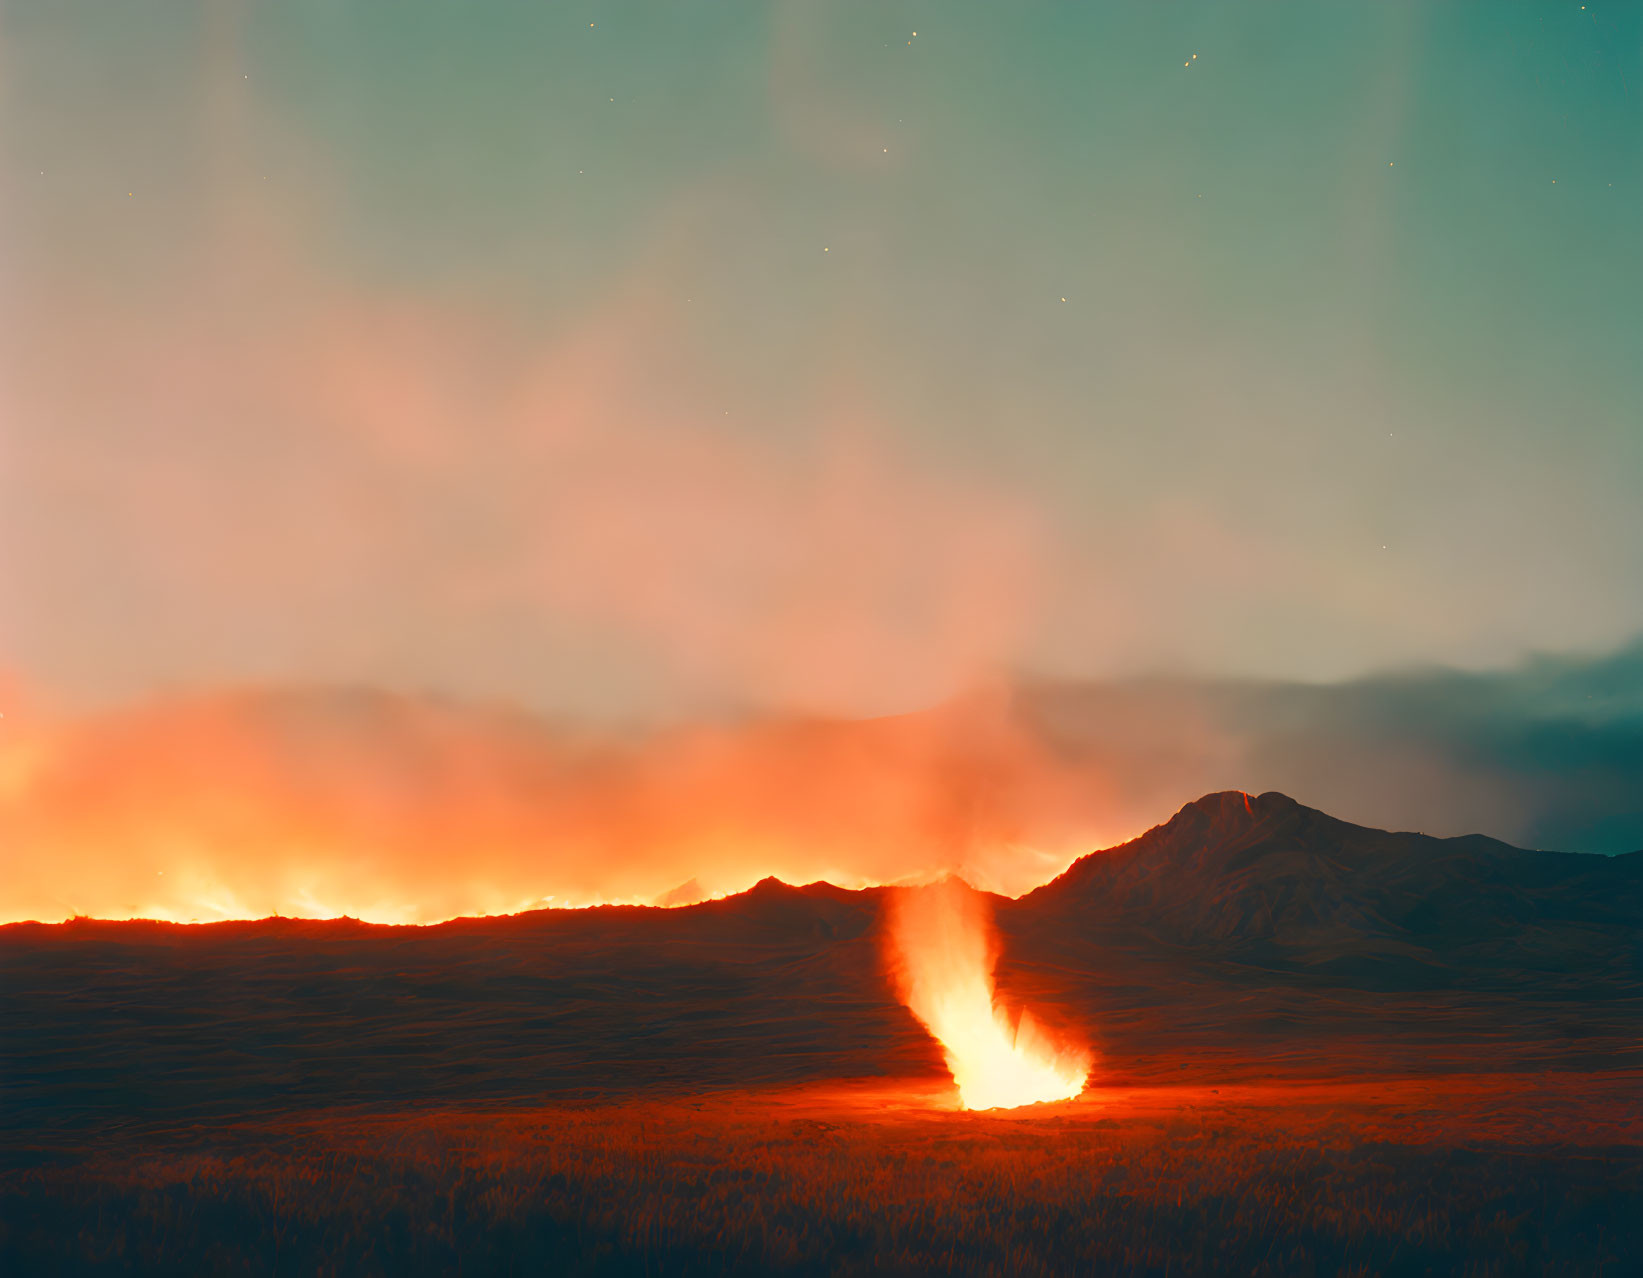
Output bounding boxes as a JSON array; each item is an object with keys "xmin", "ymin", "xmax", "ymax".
[{"xmin": 5, "ymin": 1074, "xmax": 1638, "ymax": 1276}]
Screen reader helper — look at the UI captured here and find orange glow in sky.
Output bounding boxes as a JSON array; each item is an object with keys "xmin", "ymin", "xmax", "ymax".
[{"xmin": 0, "ymin": 686, "xmax": 1142, "ymax": 926}]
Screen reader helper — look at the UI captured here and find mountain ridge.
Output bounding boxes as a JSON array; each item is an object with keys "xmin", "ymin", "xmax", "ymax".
[
  {"xmin": 5, "ymin": 788, "xmax": 1636, "ymax": 941},
  {"xmin": 1004, "ymin": 790, "xmax": 1641, "ymax": 1001},
  {"xmin": 4, "ymin": 791, "xmax": 1638, "ymax": 1134}
]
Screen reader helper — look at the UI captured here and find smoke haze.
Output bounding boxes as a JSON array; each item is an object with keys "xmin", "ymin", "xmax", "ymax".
[
  {"xmin": 3, "ymin": 643, "xmax": 1638, "ymax": 924},
  {"xmin": 4, "ymin": 3, "xmax": 1642, "ymax": 724},
  {"xmin": 1, "ymin": 4, "xmax": 1639, "ymax": 920}
]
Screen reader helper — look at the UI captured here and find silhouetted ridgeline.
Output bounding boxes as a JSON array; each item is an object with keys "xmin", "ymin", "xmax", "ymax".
[
  {"xmin": 3, "ymin": 793, "xmax": 1638, "ymax": 1144},
  {"xmin": 1018, "ymin": 790, "xmax": 1641, "ymax": 983}
]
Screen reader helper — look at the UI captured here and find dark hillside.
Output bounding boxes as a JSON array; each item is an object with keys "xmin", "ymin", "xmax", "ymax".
[
  {"xmin": 997, "ymin": 792, "xmax": 1642, "ymax": 1078},
  {"xmin": 5, "ymin": 793, "xmax": 1638, "ymax": 1154}
]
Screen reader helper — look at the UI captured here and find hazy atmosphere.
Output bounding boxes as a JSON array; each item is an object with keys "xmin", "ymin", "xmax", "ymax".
[
  {"xmin": 2, "ymin": 2, "xmax": 1641, "ymax": 920},
  {"xmin": 5, "ymin": 9, "xmax": 1640, "ymax": 1274}
]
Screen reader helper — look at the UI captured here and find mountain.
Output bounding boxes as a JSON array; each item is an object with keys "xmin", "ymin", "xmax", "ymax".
[
  {"xmin": 3, "ymin": 793, "xmax": 1638, "ymax": 1145},
  {"xmin": 1013, "ymin": 790, "xmax": 1641, "ymax": 984},
  {"xmin": 996, "ymin": 791, "xmax": 1641, "ymax": 1080}
]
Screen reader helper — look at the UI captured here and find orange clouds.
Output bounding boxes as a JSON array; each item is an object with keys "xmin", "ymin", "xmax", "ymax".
[{"xmin": 0, "ymin": 684, "xmax": 1130, "ymax": 926}]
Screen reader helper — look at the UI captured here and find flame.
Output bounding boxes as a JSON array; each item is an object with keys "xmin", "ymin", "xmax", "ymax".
[
  {"xmin": 887, "ymin": 877, "xmax": 1090, "ymax": 1110},
  {"xmin": 0, "ymin": 687, "xmax": 1137, "ymax": 926}
]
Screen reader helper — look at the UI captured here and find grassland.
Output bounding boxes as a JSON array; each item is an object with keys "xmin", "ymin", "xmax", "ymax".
[{"xmin": 4, "ymin": 1073, "xmax": 1638, "ymax": 1276}]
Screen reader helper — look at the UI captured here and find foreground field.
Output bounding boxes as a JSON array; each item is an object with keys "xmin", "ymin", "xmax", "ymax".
[{"xmin": 4, "ymin": 1073, "xmax": 1638, "ymax": 1276}]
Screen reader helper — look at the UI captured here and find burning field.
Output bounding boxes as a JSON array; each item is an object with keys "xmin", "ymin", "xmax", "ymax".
[{"xmin": 4, "ymin": 792, "xmax": 1639, "ymax": 1275}]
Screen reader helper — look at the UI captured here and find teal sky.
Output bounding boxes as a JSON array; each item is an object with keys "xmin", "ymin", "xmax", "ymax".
[{"xmin": 2, "ymin": 1, "xmax": 1640, "ymax": 721}]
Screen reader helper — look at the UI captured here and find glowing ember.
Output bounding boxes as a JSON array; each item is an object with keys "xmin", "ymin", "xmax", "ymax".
[{"xmin": 887, "ymin": 877, "xmax": 1090, "ymax": 1110}]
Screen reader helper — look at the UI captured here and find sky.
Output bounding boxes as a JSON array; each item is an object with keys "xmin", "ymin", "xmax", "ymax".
[
  {"xmin": 0, "ymin": 3, "xmax": 1640, "ymax": 919},
  {"xmin": 3, "ymin": 0, "xmax": 1640, "ymax": 722}
]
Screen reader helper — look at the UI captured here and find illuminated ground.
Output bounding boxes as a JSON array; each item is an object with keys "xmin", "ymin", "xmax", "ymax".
[{"xmin": 4, "ymin": 1075, "xmax": 1639, "ymax": 1275}]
